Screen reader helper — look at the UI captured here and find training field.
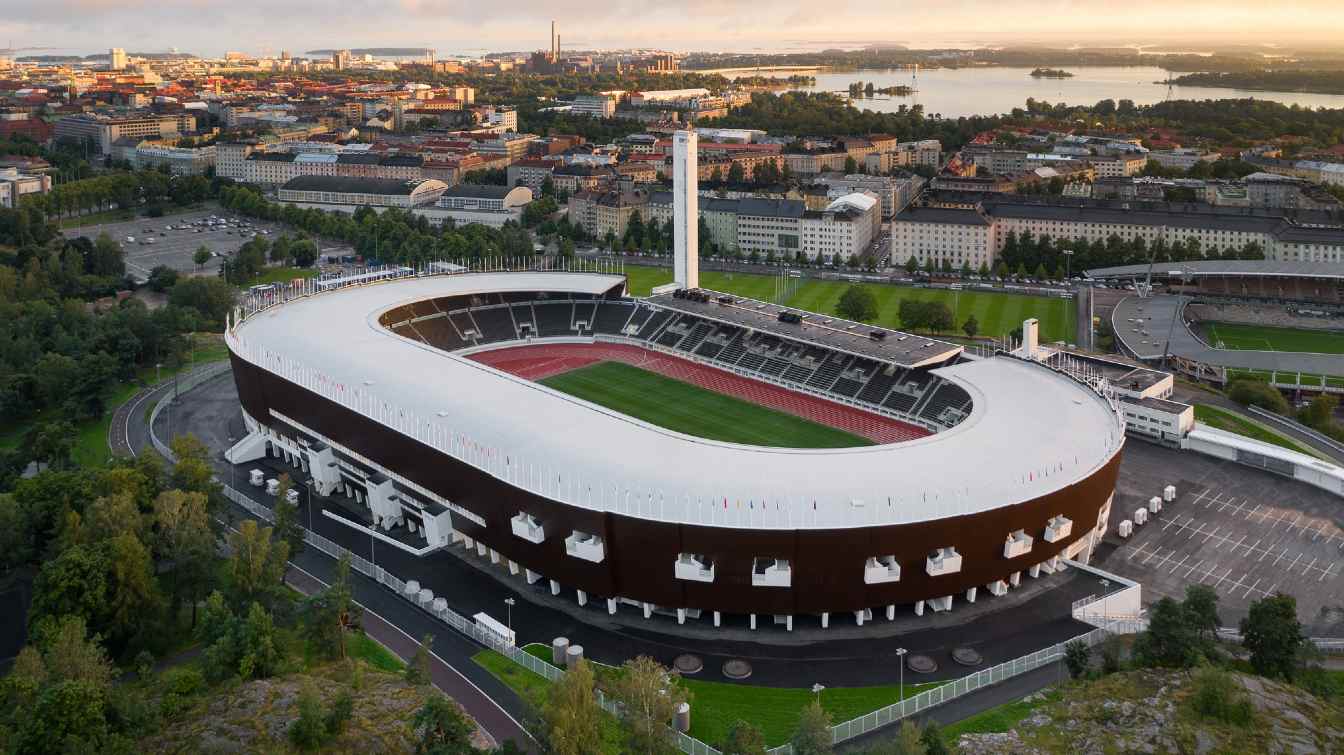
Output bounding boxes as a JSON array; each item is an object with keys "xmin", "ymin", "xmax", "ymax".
[
  {"xmin": 622, "ymin": 266, "xmax": 1076, "ymax": 342},
  {"xmin": 539, "ymin": 361, "xmax": 873, "ymax": 449},
  {"xmin": 1202, "ymin": 321, "xmax": 1344, "ymax": 355}
]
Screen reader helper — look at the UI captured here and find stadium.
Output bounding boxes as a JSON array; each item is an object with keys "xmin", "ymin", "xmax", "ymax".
[{"xmin": 223, "ymin": 265, "xmax": 1126, "ymax": 630}]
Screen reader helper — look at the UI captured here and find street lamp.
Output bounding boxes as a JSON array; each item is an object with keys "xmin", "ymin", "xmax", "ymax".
[
  {"xmin": 504, "ymin": 597, "xmax": 516, "ymax": 635},
  {"xmin": 227, "ymin": 435, "xmax": 235, "ymax": 490},
  {"xmin": 1099, "ymin": 578, "xmax": 1111, "ymax": 625},
  {"xmin": 810, "ymin": 683, "xmax": 825, "ymax": 703},
  {"xmin": 304, "ymin": 479, "xmax": 315, "ymax": 532},
  {"xmin": 895, "ymin": 647, "xmax": 908, "ymax": 705}
]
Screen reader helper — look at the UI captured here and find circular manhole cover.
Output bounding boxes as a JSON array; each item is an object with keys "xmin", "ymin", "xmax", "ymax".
[
  {"xmin": 722, "ymin": 659, "xmax": 753, "ymax": 680},
  {"xmin": 674, "ymin": 654, "xmax": 704, "ymax": 674},
  {"xmin": 951, "ymin": 647, "xmax": 983, "ymax": 666},
  {"xmin": 906, "ymin": 654, "xmax": 938, "ymax": 674}
]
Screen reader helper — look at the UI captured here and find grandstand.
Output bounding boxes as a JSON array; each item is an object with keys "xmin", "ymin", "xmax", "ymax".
[{"xmin": 225, "ymin": 270, "xmax": 1125, "ymax": 630}]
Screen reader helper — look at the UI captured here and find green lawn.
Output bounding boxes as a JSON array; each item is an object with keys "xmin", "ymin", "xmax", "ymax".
[
  {"xmin": 937, "ymin": 688, "xmax": 1061, "ymax": 747},
  {"xmin": 506, "ymin": 644, "xmax": 937, "ymax": 748},
  {"xmin": 539, "ymin": 360, "xmax": 871, "ymax": 449},
  {"xmin": 1203, "ymin": 321, "xmax": 1344, "ymax": 355},
  {"xmin": 621, "ymin": 265, "xmax": 1075, "ymax": 342},
  {"xmin": 346, "ymin": 632, "xmax": 406, "ymax": 673},
  {"xmin": 1193, "ymin": 404, "xmax": 1324, "ymax": 458}
]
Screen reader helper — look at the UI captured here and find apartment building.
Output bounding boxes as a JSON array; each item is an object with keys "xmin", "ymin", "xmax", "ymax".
[
  {"xmin": 1245, "ymin": 173, "xmax": 1342, "ymax": 211},
  {"xmin": 891, "ymin": 207, "xmax": 995, "ymax": 270},
  {"xmin": 1146, "ymin": 148, "xmax": 1220, "ymax": 171},
  {"xmin": 567, "ymin": 188, "xmax": 650, "ymax": 239},
  {"xmin": 507, "ymin": 159, "xmax": 558, "ymax": 190},
  {"xmin": 572, "ymin": 94, "xmax": 617, "ymax": 118},
  {"xmin": 647, "ymin": 191, "xmax": 878, "ymax": 261},
  {"xmin": 1090, "ymin": 154, "xmax": 1148, "ymax": 178},
  {"xmin": 811, "ymin": 172, "xmax": 925, "ymax": 218},
  {"xmin": 118, "ymin": 141, "xmax": 216, "ymax": 175}
]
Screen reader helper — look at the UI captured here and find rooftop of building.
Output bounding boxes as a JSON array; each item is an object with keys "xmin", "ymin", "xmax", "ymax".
[
  {"xmin": 893, "ymin": 206, "xmax": 991, "ymax": 226},
  {"xmin": 279, "ymin": 175, "xmax": 440, "ymax": 195}
]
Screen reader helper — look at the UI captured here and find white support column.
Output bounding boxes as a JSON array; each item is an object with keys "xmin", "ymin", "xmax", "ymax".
[
  {"xmin": 786, "ymin": 615, "xmax": 793, "ymax": 632},
  {"xmin": 525, "ymin": 569, "xmax": 540, "ymax": 585},
  {"xmin": 677, "ymin": 608, "xmax": 686, "ymax": 625},
  {"xmin": 821, "ymin": 612, "xmax": 829, "ymax": 629},
  {"xmin": 915, "ymin": 600, "xmax": 925, "ymax": 616},
  {"xmin": 854, "ymin": 610, "xmax": 865, "ymax": 627},
  {"xmin": 489, "ymin": 549, "xmax": 500, "ymax": 565},
  {"xmin": 463, "ymin": 536, "xmax": 475, "ymax": 551},
  {"xmin": 508, "ymin": 560, "xmax": 519, "ymax": 575},
  {"xmin": 549, "ymin": 579, "xmax": 560, "ymax": 596},
  {"xmin": 642, "ymin": 602, "xmax": 652, "ymax": 619},
  {"xmin": 607, "ymin": 598, "xmax": 617, "ymax": 615},
  {"xmin": 713, "ymin": 611, "xmax": 721, "ymax": 627},
  {"xmin": 1010, "ymin": 571, "xmax": 1021, "ymax": 587},
  {"xmin": 476, "ymin": 542, "xmax": 487, "ymax": 557},
  {"xmin": 886, "ymin": 605, "xmax": 895, "ymax": 621},
  {"xmin": 576, "ymin": 590, "xmax": 587, "ymax": 607},
  {"xmin": 965, "ymin": 587, "xmax": 977, "ymax": 604},
  {"xmin": 1029, "ymin": 564, "xmax": 1041, "ymax": 578},
  {"xmin": 749, "ymin": 614, "xmax": 757, "ymax": 630}
]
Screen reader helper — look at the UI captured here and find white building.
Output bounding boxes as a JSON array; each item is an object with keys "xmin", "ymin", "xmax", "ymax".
[
  {"xmin": 891, "ymin": 207, "xmax": 995, "ymax": 270},
  {"xmin": 572, "ymin": 94, "xmax": 617, "ymax": 118},
  {"xmin": 278, "ymin": 176, "xmax": 448, "ymax": 210},
  {"xmin": 673, "ymin": 130, "xmax": 698, "ymax": 288},
  {"xmin": 0, "ymin": 167, "xmax": 52, "ymax": 209},
  {"xmin": 417, "ymin": 184, "xmax": 534, "ymax": 228}
]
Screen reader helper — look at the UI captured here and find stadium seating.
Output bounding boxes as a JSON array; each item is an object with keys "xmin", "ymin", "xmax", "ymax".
[{"xmin": 386, "ymin": 292, "xmax": 973, "ymax": 431}]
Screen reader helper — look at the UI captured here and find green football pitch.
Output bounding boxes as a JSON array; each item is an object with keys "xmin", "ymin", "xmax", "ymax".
[
  {"xmin": 538, "ymin": 361, "xmax": 872, "ymax": 449},
  {"xmin": 621, "ymin": 266, "xmax": 1077, "ymax": 343},
  {"xmin": 1202, "ymin": 321, "xmax": 1344, "ymax": 355}
]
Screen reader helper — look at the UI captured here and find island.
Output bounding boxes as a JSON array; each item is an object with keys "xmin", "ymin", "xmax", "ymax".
[
  {"xmin": 847, "ymin": 80, "xmax": 915, "ymax": 97},
  {"xmin": 1030, "ymin": 67, "xmax": 1075, "ymax": 78}
]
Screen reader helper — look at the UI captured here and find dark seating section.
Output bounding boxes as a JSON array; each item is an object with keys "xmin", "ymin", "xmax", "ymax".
[{"xmin": 381, "ymin": 291, "xmax": 971, "ymax": 430}]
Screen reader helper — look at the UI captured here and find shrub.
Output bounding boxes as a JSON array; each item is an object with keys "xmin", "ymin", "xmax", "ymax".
[
  {"xmin": 288, "ymin": 682, "xmax": 327, "ymax": 750},
  {"xmin": 159, "ymin": 666, "xmax": 205, "ymax": 697},
  {"xmin": 1190, "ymin": 669, "xmax": 1254, "ymax": 726},
  {"xmin": 1226, "ymin": 379, "xmax": 1290, "ymax": 415},
  {"xmin": 1100, "ymin": 634, "xmax": 1124, "ymax": 674},
  {"xmin": 324, "ymin": 690, "xmax": 354, "ymax": 737},
  {"xmin": 1064, "ymin": 639, "xmax": 1092, "ymax": 679}
]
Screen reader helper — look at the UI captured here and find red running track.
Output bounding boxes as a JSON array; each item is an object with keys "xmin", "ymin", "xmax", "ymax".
[{"xmin": 468, "ymin": 342, "xmax": 930, "ymax": 445}]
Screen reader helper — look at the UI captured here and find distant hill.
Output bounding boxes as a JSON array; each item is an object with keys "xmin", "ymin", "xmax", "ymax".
[{"xmin": 305, "ymin": 48, "xmax": 433, "ymax": 57}]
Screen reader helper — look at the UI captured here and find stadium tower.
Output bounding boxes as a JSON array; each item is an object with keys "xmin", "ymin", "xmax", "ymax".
[{"xmin": 673, "ymin": 130, "xmax": 699, "ymax": 289}]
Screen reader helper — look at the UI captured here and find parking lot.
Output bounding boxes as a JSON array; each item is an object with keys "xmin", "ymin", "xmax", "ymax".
[
  {"xmin": 62, "ymin": 208, "xmax": 288, "ymax": 279},
  {"xmin": 1098, "ymin": 441, "xmax": 1344, "ymax": 634}
]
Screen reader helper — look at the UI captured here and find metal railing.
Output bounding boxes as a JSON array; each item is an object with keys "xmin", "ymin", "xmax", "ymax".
[
  {"xmin": 148, "ymin": 362, "xmax": 234, "ymax": 460},
  {"xmin": 1247, "ymin": 405, "xmax": 1344, "ymax": 457}
]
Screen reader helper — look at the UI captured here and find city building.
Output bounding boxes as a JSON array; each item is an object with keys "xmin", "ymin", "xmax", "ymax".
[
  {"xmin": 891, "ymin": 206, "xmax": 995, "ymax": 270},
  {"xmin": 1146, "ymin": 148, "xmax": 1220, "ymax": 171},
  {"xmin": 54, "ymin": 113, "xmax": 197, "ymax": 154},
  {"xmin": 0, "ymin": 167, "xmax": 52, "ymax": 209},
  {"xmin": 277, "ymin": 176, "xmax": 448, "ymax": 210},
  {"xmin": 1089, "ymin": 154, "xmax": 1148, "ymax": 178},
  {"xmin": 418, "ymin": 184, "xmax": 535, "ymax": 228},
  {"xmin": 567, "ymin": 188, "xmax": 650, "ymax": 239},
  {"xmin": 116, "ymin": 140, "xmax": 216, "ymax": 175},
  {"xmin": 507, "ymin": 159, "xmax": 558, "ymax": 191},
  {"xmin": 1244, "ymin": 173, "xmax": 1342, "ymax": 211},
  {"xmin": 109, "ymin": 48, "xmax": 128, "ymax": 71},
  {"xmin": 572, "ymin": 94, "xmax": 618, "ymax": 119},
  {"xmin": 811, "ymin": 173, "xmax": 925, "ymax": 219}
]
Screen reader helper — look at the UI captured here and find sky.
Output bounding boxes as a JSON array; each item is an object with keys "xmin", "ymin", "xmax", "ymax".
[{"xmin": 4, "ymin": 1, "xmax": 1344, "ymax": 58}]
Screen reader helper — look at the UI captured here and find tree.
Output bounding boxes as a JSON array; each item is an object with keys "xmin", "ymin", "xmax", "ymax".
[
  {"xmin": 961, "ymin": 314, "xmax": 979, "ymax": 339},
  {"xmin": 722, "ymin": 719, "xmax": 767, "ymax": 755},
  {"xmin": 406, "ymin": 633, "xmax": 434, "ymax": 686},
  {"xmin": 1184, "ymin": 584, "xmax": 1221, "ymax": 647},
  {"xmin": 193, "ymin": 245, "xmax": 212, "ymax": 271},
  {"xmin": 791, "ymin": 699, "xmax": 833, "ymax": 755},
  {"xmin": 301, "ymin": 551, "xmax": 361, "ymax": 661},
  {"xmin": 836, "ymin": 284, "xmax": 878, "ymax": 322},
  {"xmin": 412, "ymin": 695, "xmax": 476, "ymax": 755},
  {"xmin": 271, "ymin": 474, "xmax": 304, "ymax": 567},
  {"xmin": 1240, "ymin": 593, "xmax": 1304, "ymax": 681},
  {"xmin": 925, "ymin": 302, "xmax": 954, "ymax": 333},
  {"xmin": 227, "ymin": 519, "xmax": 289, "ymax": 609},
  {"xmin": 844, "ymin": 155, "xmax": 858, "ymax": 174},
  {"xmin": 289, "ymin": 680, "xmax": 328, "ymax": 751},
  {"xmin": 153, "ymin": 489, "xmax": 216, "ymax": 627},
  {"xmin": 1134, "ymin": 596, "xmax": 1199, "ymax": 668},
  {"xmin": 29, "ymin": 544, "xmax": 109, "ymax": 641},
  {"xmin": 611, "ymin": 656, "xmax": 687, "ymax": 755},
  {"xmin": 40, "ymin": 615, "xmax": 114, "ymax": 689},
  {"xmin": 1226, "ymin": 379, "xmax": 1291, "ymax": 415},
  {"xmin": 542, "ymin": 658, "xmax": 606, "ymax": 755},
  {"xmin": 1064, "ymin": 639, "xmax": 1091, "ymax": 678},
  {"xmin": 238, "ymin": 601, "xmax": 281, "ymax": 679},
  {"xmin": 169, "ymin": 276, "xmax": 235, "ymax": 330},
  {"xmin": 727, "ymin": 162, "xmax": 746, "ymax": 185},
  {"xmin": 904, "ymin": 255, "xmax": 918, "ymax": 275},
  {"xmin": 147, "ymin": 264, "xmax": 179, "ymax": 292}
]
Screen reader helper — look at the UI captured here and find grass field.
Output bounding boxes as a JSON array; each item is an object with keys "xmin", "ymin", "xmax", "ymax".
[
  {"xmin": 621, "ymin": 265, "xmax": 1076, "ymax": 342},
  {"xmin": 1193, "ymin": 404, "xmax": 1325, "ymax": 459},
  {"xmin": 497, "ymin": 644, "xmax": 938, "ymax": 748},
  {"xmin": 1202, "ymin": 321, "xmax": 1344, "ymax": 355},
  {"xmin": 539, "ymin": 360, "xmax": 871, "ymax": 448}
]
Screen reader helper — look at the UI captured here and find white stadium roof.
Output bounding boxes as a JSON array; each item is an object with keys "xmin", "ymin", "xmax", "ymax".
[{"xmin": 229, "ymin": 272, "xmax": 1123, "ymax": 530}]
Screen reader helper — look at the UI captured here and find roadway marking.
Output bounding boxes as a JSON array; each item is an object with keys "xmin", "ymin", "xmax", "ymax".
[{"xmin": 1242, "ymin": 578, "xmax": 1262, "ymax": 599}]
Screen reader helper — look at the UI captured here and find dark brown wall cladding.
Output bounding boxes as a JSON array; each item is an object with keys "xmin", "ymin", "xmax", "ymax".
[{"xmin": 230, "ymin": 350, "xmax": 1122, "ymax": 615}]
